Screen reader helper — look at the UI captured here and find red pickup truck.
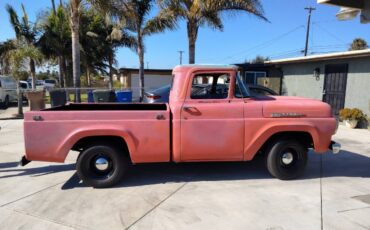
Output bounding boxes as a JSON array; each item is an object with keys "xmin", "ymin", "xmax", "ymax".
[{"xmin": 22, "ymin": 65, "xmax": 340, "ymax": 188}]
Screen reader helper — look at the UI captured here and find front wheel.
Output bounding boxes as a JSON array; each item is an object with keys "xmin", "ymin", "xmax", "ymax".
[
  {"xmin": 265, "ymin": 140, "xmax": 308, "ymax": 180},
  {"xmin": 76, "ymin": 144, "xmax": 128, "ymax": 188}
]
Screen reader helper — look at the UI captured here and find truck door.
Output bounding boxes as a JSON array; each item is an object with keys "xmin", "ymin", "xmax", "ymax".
[{"xmin": 180, "ymin": 71, "xmax": 244, "ymax": 161}]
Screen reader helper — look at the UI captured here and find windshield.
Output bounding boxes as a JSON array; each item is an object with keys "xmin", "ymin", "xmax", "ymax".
[{"xmin": 235, "ymin": 73, "xmax": 250, "ymax": 98}]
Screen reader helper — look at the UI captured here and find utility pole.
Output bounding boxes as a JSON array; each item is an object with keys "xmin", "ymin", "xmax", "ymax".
[
  {"xmin": 304, "ymin": 7, "xmax": 315, "ymax": 56},
  {"xmin": 178, "ymin": 51, "xmax": 184, "ymax": 65}
]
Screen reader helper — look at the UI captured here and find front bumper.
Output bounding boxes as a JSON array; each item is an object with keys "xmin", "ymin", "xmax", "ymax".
[{"xmin": 329, "ymin": 141, "xmax": 341, "ymax": 154}]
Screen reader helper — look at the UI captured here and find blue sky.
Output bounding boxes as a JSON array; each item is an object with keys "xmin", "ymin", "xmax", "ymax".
[{"xmin": 1, "ymin": 0, "xmax": 369, "ymax": 70}]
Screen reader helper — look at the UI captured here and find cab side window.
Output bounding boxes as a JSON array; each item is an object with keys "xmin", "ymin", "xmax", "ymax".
[{"xmin": 191, "ymin": 74, "xmax": 230, "ymax": 99}]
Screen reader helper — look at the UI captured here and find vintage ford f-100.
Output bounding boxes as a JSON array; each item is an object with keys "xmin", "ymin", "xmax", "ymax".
[{"xmin": 21, "ymin": 65, "xmax": 340, "ymax": 187}]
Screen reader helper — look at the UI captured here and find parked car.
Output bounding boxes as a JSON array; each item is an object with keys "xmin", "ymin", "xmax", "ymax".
[
  {"xmin": 0, "ymin": 75, "xmax": 17, "ymax": 109},
  {"xmin": 19, "ymin": 80, "xmax": 32, "ymax": 90},
  {"xmin": 143, "ymin": 85, "xmax": 171, "ymax": 103},
  {"xmin": 19, "ymin": 80, "xmax": 32, "ymax": 102},
  {"xmin": 35, "ymin": 80, "xmax": 45, "ymax": 90},
  {"xmin": 143, "ymin": 84, "xmax": 278, "ymax": 103},
  {"xmin": 249, "ymin": 84, "xmax": 278, "ymax": 96},
  {"xmin": 21, "ymin": 65, "xmax": 340, "ymax": 188},
  {"xmin": 44, "ymin": 79, "xmax": 57, "ymax": 91}
]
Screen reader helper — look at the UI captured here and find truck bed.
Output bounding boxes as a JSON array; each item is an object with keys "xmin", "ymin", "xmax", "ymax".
[
  {"xmin": 24, "ymin": 103, "xmax": 170, "ymax": 164},
  {"xmin": 44, "ymin": 103, "xmax": 168, "ymax": 111}
]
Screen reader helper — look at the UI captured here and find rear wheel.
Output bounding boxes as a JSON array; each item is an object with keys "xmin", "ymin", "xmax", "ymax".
[
  {"xmin": 265, "ymin": 140, "xmax": 308, "ymax": 180},
  {"xmin": 76, "ymin": 144, "xmax": 128, "ymax": 188}
]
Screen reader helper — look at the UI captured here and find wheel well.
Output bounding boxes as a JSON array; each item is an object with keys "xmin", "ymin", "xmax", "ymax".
[
  {"xmin": 72, "ymin": 136, "xmax": 131, "ymax": 161},
  {"xmin": 259, "ymin": 131, "xmax": 314, "ymax": 154}
]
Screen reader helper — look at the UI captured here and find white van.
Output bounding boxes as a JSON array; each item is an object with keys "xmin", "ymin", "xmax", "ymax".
[{"xmin": 0, "ymin": 76, "xmax": 17, "ymax": 109}]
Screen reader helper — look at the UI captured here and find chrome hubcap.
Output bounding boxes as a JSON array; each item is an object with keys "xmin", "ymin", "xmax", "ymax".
[
  {"xmin": 95, "ymin": 157, "xmax": 109, "ymax": 171},
  {"xmin": 282, "ymin": 152, "xmax": 294, "ymax": 165}
]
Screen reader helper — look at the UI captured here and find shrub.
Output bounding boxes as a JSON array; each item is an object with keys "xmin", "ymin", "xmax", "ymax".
[{"xmin": 339, "ymin": 108, "xmax": 365, "ymax": 121}]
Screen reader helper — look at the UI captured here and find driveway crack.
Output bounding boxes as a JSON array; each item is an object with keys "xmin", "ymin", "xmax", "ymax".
[
  {"xmin": 0, "ymin": 181, "xmax": 64, "ymax": 208},
  {"xmin": 126, "ymin": 182, "xmax": 188, "ymax": 229}
]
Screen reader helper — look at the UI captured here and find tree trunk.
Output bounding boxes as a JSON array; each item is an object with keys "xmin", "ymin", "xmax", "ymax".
[
  {"xmin": 58, "ymin": 56, "xmax": 65, "ymax": 88},
  {"xmin": 71, "ymin": 0, "xmax": 81, "ymax": 102},
  {"xmin": 137, "ymin": 35, "xmax": 145, "ymax": 102},
  {"xmin": 51, "ymin": 0, "xmax": 56, "ymax": 14},
  {"xmin": 86, "ymin": 67, "xmax": 91, "ymax": 87},
  {"xmin": 17, "ymin": 83, "xmax": 23, "ymax": 117},
  {"xmin": 30, "ymin": 59, "xmax": 36, "ymax": 89},
  {"xmin": 108, "ymin": 51, "xmax": 113, "ymax": 90},
  {"xmin": 187, "ymin": 22, "xmax": 198, "ymax": 64},
  {"xmin": 61, "ymin": 55, "xmax": 67, "ymax": 87}
]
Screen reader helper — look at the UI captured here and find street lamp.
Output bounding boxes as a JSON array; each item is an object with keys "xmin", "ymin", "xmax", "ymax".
[{"xmin": 336, "ymin": 7, "xmax": 360, "ymax": 20}]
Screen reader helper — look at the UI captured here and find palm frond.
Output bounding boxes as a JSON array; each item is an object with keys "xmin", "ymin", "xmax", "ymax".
[
  {"xmin": 5, "ymin": 4, "xmax": 22, "ymax": 39},
  {"xmin": 143, "ymin": 11, "xmax": 177, "ymax": 35}
]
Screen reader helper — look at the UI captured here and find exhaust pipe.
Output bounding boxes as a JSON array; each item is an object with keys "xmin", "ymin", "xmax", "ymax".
[{"xmin": 19, "ymin": 156, "xmax": 31, "ymax": 166}]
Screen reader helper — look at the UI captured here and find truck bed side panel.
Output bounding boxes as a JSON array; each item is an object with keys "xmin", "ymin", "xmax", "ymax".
[{"xmin": 24, "ymin": 108, "xmax": 170, "ymax": 163}]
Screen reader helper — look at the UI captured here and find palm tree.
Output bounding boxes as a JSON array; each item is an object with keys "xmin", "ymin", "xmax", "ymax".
[
  {"xmin": 158, "ymin": 0, "xmax": 267, "ymax": 64},
  {"xmin": 349, "ymin": 38, "xmax": 368, "ymax": 51},
  {"xmin": 0, "ymin": 39, "xmax": 16, "ymax": 75},
  {"xmin": 6, "ymin": 4, "xmax": 39, "ymax": 89},
  {"xmin": 38, "ymin": 5, "xmax": 71, "ymax": 88},
  {"xmin": 117, "ymin": 0, "xmax": 176, "ymax": 101},
  {"xmin": 6, "ymin": 39, "xmax": 43, "ymax": 117},
  {"xmin": 70, "ymin": 0, "xmax": 82, "ymax": 101},
  {"xmin": 86, "ymin": 10, "xmax": 136, "ymax": 89},
  {"xmin": 69, "ymin": 0, "xmax": 119, "ymax": 101}
]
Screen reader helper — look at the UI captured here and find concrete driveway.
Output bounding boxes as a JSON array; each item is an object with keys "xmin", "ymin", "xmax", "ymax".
[{"xmin": 0, "ymin": 120, "xmax": 369, "ymax": 230}]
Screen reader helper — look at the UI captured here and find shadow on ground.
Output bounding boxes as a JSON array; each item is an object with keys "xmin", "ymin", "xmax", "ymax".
[
  {"xmin": 0, "ymin": 163, "xmax": 75, "ymax": 179},
  {"xmin": 0, "ymin": 150, "xmax": 369, "ymax": 190}
]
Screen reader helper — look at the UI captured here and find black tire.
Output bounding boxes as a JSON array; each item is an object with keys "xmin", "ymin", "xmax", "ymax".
[
  {"xmin": 266, "ymin": 140, "xmax": 308, "ymax": 180},
  {"xmin": 76, "ymin": 144, "xmax": 128, "ymax": 188}
]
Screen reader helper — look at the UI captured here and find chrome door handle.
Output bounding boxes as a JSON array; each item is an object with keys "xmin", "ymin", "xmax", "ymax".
[
  {"xmin": 183, "ymin": 106, "xmax": 195, "ymax": 111},
  {"xmin": 33, "ymin": 115, "xmax": 43, "ymax": 121}
]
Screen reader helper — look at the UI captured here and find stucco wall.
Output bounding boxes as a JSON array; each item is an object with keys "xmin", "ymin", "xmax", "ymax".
[
  {"xmin": 281, "ymin": 57, "xmax": 370, "ymax": 115},
  {"xmin": 281, "ymin": 62, "xmax": 325, "ymax": 100},
  {"xmin": 345, "ymin": 59, "xmax": 370, "ymax": 115}
]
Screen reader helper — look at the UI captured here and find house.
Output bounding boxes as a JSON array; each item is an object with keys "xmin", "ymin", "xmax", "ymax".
[
  {"xmin": 235, "ymin": 63, "xmax": 283, "ymax": 94},
  {"xmin": 265, "ymin": 49, "xmax": 370, "ymax": 115},
  {"xmin": 119, "ymin": 68, "xmax": 173, "ymax": 100}
]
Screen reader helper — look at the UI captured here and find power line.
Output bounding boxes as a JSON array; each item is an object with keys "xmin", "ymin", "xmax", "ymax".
[
  {"xmin": 312, "ymin": 22, "xmax": 346, "ymax": 43},
  {"xmin": 201, "ymin": 25, "xmax": 305, "ymax": 63}
]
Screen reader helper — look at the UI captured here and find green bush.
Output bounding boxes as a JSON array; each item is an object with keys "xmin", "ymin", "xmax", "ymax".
[{"xmin": 339, "ymin": 108, "xmax": 365, "ymax": 121}]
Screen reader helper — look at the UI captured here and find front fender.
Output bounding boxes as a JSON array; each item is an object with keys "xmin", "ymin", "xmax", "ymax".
[{"xmin": 244, "ymin": 120, "xmax": 329, "ymax": 160}]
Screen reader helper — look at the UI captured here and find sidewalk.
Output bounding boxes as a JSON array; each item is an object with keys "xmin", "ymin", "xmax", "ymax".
[{"xmin": 0, "ymin": 105, "xmax": 30, "ymax": 120}]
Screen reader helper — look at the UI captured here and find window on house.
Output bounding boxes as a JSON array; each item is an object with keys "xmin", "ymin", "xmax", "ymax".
[
  {"xmin": 191, "ymin": 74, "xmax": 230, "ymax": 99},
  {"xmin": 245, "ymin": 71, "xmax": 266, "ymax": 85}
]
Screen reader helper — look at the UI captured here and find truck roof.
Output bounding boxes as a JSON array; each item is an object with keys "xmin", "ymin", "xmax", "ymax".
[{"xmin": 173, "ymin": 64, "xmax": 238, "ymax": 72}]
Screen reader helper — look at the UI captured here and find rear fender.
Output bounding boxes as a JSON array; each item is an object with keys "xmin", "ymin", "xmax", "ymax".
[{"xmin": 57, "ymin": 127, "xmax": 137, "ymax": 162}]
